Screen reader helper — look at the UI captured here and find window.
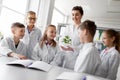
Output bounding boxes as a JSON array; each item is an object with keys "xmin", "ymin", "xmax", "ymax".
[
  {"xmin": 56, "ymin": 23, "xmax": 70, "ymax": 41},
  {"xmin": 0, "ymin": 0, "xmax": 28, "ymax": 37},
  {"xmin": 2, "ymin": 0, "xmax": 27, "ymax": 13},
  {"xmin": 51, "ymin": 8, "xmax": 65, "ymax": 27}
]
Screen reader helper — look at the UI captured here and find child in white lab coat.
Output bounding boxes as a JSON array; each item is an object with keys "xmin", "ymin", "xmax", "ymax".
[
  {"xmin": 51, "ymin": 20, "xmax": 101, "ymax": 73},
  {"xmin": 74, "ymin": 20, "xmax": 101, "ymax": 75},
  {"xmin": 0, "ymin": 22, "xmax": 27, "ymax": 59},
  {"xmin": 31, "ymin": 25, "xmax": 60, "ymax": 64},
  {"xmin": 95, "ymin": 29, "xmax": 120, "ymax": 80},
  {"xmin": 22, "ymin": 11, "xmax": 42, "ymax": 59}
]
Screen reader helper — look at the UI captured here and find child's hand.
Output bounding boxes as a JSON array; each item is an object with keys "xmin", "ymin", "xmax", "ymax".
[
  {"xmin": 8, "ymin": 52, "xmax": 27, "ymax": 60},
  {"xmin": 61, "ymin": 46, "xmax": 74, "ymax": 51},
  {"xmin": 14, "ymin": 53, "xmax": 27, "ymax": 60}
]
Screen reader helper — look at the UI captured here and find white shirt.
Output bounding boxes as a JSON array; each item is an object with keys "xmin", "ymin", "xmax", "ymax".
[
  {"xmin": 22, "ymin": 26, "xmax": 42, "ymax": 59},
  {"xmin": 95, "ymin": 47, "xmax": 120, "ymax": 80},
  {"xmin": 74, "ymin": 42, "xmax": 101, "ymax": 75},
  {"xmin": 31, "ymin": 43, "xmax": 60, "ymax": 64},
  {"xmin": 0, "ymin": 36, "xmax": 27, "ymax": 56}
]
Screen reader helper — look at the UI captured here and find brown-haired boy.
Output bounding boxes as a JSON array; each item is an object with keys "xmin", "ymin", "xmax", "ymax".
[{"xmin": 0, "ymin": 22, "xmax": 27, "ymax": 59}]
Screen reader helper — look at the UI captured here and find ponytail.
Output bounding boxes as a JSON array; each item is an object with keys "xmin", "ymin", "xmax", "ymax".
[{"xmin": 104, "ymin": 29, "xmax": 120, "ymax": 53}]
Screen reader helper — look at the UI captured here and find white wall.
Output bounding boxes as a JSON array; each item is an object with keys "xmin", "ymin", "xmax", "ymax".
[
  {"xmin": 55, "ymin": 0, "xmax": 120, "ymax": 29},
  {"xmin": 27, "ymin": 0, "xmax": 40, "ymax": 13},
  {"xmin": 67, "ymin": 15, "xmax": 120, "ymax": 29},
  {"xmin": 27, "ymin": 0, "xmax": 120, "ymax": 30}
]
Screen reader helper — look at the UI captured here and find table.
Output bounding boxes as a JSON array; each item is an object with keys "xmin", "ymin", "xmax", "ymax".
[{"xmin": 0, "ymin": 56, "xmax": 109, "ymax": 80}]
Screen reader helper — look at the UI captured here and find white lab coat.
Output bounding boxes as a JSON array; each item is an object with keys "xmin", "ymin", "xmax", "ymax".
[
  {"xmin": 54, "ymin": 24, "xmax": 81, "ymax": 70},
  {"xmin": 0, "ymin": 36, "xmax": 27, "ymax": 56},
  {"xmin": 50, "ymin": 51, "xmax": 78, "ymax": 70},
  {"xmin": 62, "ymin": 50, "xmax": 79, "ymax": 70},
  {"xmin": 59, "ymin": 24, "xmax": 80, "ymax": 47},
  {"xmin": 95, "ymin": 47, "xmax": 120, "ymax": 80},
  {"xmin": 74, "ymin": 42, "xmax": 101, "ymax": 75},
  {"xmin": 31, "ymin": 43, "xmax": 60, "ymax": 64},
  {"xmin": 116, "ymin": 64, "xmax": 120, "ymax": 80},
  {"xmin": 51, "ymin": 44, "xmax": 83, "ymax": 70},
  {"xmin": 22, "ymin": 27, "xmax": 42, "ymax": 59}
]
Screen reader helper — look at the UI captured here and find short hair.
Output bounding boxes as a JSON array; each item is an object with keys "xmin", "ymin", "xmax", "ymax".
[
  {"xmin": 27, "ymin": 11, "xmax": 36, "ymax": 15},
  {"xmin": 72, "ymin": 6, "xmax": 84, "ymax": 16},
  {"xmin": 78, "ymin": 20, "xmax": 97, "ymax": 37},
  {"xmin": 11, "ymin": 22, "xmax": 25, "ymax": 28}
]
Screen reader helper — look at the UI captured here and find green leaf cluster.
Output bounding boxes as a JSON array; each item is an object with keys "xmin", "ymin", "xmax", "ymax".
[{"xmin": 62, "ymin": 35, "xmax": 71, "ymax": 44}]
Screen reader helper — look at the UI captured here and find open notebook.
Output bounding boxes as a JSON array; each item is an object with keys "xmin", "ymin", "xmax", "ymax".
[
  {"xmin": 56, "ymin": 72, "xmax": 85, "ymax": 80},
  {"xmin": 7, "ymin": 59, "xmax": 52, "ymax": 72}
]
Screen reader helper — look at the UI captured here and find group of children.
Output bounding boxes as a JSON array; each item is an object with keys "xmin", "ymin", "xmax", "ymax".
[{"xmin": 0, "ymin": 9, "xmax": 120, "ymax": 80}]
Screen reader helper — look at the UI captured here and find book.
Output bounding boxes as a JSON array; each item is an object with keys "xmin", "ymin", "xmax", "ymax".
[
  {"xmin": 86, "ymin": 75, "xmax": 110, "ymax": 80},
  {"xmin": 7, "ymin": 59, "xmax": 52, "ymax": 72},
  {"xmin": 56, "ymin": 72, "xmax": 85, "ymax": 80},
  {"xmin": 56, "ymin": 72, "xmax": 109, "ymax": 80}
]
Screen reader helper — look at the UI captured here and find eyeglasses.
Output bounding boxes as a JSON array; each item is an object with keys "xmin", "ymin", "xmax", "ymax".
[{"xmin": 28, "ymin": 17, "xmax": 36, "ymax": 20}]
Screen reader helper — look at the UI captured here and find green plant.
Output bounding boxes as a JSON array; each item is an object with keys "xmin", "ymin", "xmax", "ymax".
[{"xmin": 62, "ymin": 35, "xmax": 71, "ymax": 44}]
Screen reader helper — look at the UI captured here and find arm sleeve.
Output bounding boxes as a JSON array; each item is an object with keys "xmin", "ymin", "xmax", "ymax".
[
  {"xmin": 107, "ymin": 53, "xmax": 120, "ymax": 80},
  {"xmin": 73, "ymin": 44, "xmax": 83, "ymax": 56},
  {"xmin": 50, "ymin": 51, "xmax": 65, "ymax": 67},
  {"xmin": 22, "ymin": 43, "xmax": 27, "ymax": 57},
  {"xmin": 0, "ymin": 38, "xmax": 12, "ymax": 56},
  {"xmin": 31, "ymin": 43, "xmax": 42, "ymax": 61},
  {"xmin": 38, "ymin": 30, "xmax": 42, "ymax": 42}
]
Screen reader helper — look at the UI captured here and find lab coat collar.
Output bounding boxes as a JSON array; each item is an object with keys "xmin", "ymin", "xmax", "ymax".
[
  {"xmin": 73, "ymin": 23, "xmax": 81, "ymax": 28},
  {"xmin": 104, "ymin": 47, "xmax": 115, "ymax": 53},
  {"xmin": 9, "ymin": 35, "xmax": 14, "ymax": 42},
  {"xmin": 73, "ymin": 24, "xmax": 80, "ymax": 30},
  {"xmin": 10, "ymin": 35, "xmax": 22, "ymax": 42},
  {"xmin": 8, "ymin": 36, "xmax": 21, "ymax": 48},
  {"xmin": 82, "ymin": 42, "xmax": 94, "ymax": 51},
  {"xmin": 26, "ymin": 25, "xmax": 36, "ymax": 33},
  {"xmin": 45, "ymin": 40, "xmax": 52, "ymax": 45}
]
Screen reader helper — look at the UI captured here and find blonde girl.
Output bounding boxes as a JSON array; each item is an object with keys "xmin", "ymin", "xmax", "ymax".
[{"xmin": 31, "ymin": 25, "xmax": 60, "ymax": 64}]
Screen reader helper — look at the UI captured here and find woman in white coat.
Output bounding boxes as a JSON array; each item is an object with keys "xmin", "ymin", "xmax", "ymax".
[
  {"xmin": 31, "ymin": 25, "xmax": 60, "ymax": 64},
  {"xmin": 55, "ymin": 6, "xmax": 84, "ymax": 70},
  {"xmin": 59, "ymin": 6, "xmax": 83, "ymax": 47},
  {"xmin": 95, "ymin": 29, "xmax": 120, "ymax": 80},
  {"xmin": 0, "ymin": 22, "xmax": 27, "ymax": 59}
]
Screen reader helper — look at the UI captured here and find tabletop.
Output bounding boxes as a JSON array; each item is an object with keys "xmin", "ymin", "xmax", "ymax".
[{"xmin": 0, "ymin": 56, "xmax": 110, "ymax": 80}]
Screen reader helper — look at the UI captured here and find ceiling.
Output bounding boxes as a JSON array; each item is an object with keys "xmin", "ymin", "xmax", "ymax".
[{"xmin": 54, "ymin": 0, "xmax": 120, "ymax": 28}]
